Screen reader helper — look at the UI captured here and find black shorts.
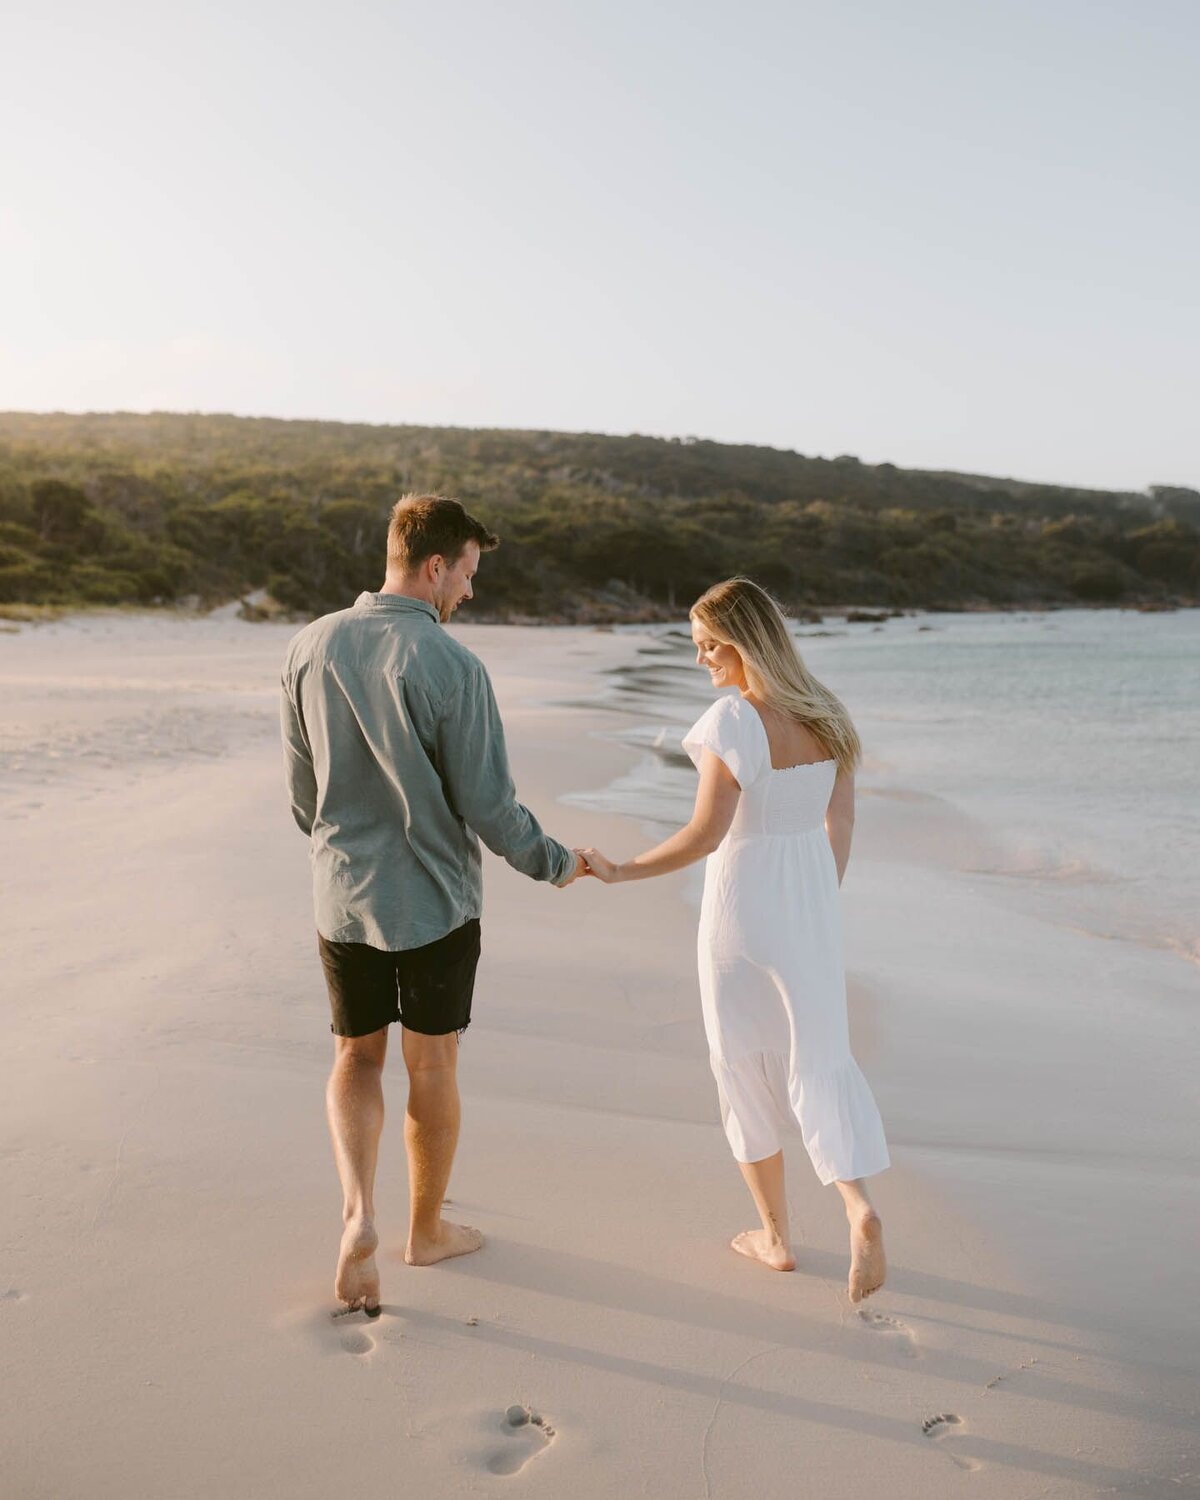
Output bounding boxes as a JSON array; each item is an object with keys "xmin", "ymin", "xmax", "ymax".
[{"xmin": 317, "ymin": 919, "xmax": 481, "ymax": 1039}]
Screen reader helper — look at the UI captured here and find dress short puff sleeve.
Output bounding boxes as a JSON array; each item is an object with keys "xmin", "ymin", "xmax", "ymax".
[{"xmin": 682, "ymin": 694, "xmax": 765, "ymax": 789}]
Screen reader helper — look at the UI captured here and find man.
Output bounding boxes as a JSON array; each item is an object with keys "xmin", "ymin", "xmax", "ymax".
[{"xmin": 281, "ymin": 494, "xmax": 583, "ymax": 1315}]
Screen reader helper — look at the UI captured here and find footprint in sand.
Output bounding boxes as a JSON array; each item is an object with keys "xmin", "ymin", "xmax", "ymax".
[
  {"xmin": 299, "ymin": 1307, "xmax": 379, "ymax": 1358},
  {"xmin": 857, "ymin": 1307, "xmax": 918, "ymax": 1357},
  {"xmin": 922, "ymin": 1413, "xmax": 980, "ymax": 1472},
  {"xmin": 485, "ymin": 1405, "xmax": 556, "ymax": 1476},
  {"xmin": 338, "ymin": 1329, "xmax": 375, "ymax": 1357},
  {"xmin": 281, "ymin": 1305, "xmax": 383, "ymax": 1360}
]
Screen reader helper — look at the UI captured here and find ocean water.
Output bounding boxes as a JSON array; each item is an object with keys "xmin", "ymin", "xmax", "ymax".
[{"xmin": 562, "ymin": 609, "xmax": 1200, "ymax": 972}]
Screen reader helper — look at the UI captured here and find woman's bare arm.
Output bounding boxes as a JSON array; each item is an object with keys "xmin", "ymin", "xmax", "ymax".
[
  {"xmin": 581, "ymin": 750, "xmax": 741, "ymax": 882},
  {"xmin": 825, "ymin": 768, "xmax": 855, "ymax": 885}
]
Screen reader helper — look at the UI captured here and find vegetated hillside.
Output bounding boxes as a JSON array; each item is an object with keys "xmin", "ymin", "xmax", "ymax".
[{"xmin": 0, "ymin": 411, "xmax": 1196, "ymax": 620}]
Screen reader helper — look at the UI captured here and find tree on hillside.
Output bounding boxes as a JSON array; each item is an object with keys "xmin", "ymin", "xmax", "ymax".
[{"xmin": 32, "ymin": 481, "xmax": 101, "ymax": 546}]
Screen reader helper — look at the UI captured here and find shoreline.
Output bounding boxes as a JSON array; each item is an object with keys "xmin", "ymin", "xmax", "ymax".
[
  {"xmin": 554, "ymin": 611, "xmax": 1200, "ymax": 979},
  {"xmin": 1, "ymin": 612, "xmax": 1196, "ymax": 1498},
  {"xmin": 3, "ymin": 596, "xmax": 1198, "ymax": 633}
]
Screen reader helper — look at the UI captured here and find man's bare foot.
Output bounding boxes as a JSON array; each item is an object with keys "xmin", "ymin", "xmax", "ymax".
[
  {"xmin": 335, "ymin": 1218, "xmax": 380, "ymax": 1313},
  {"xmin": 848, "ymin": 1210, "xmax": 886, "ymax": 1302},
  {"xmin": 730, "ymin": 1229, "xmax": 796, "ymax": 1271},
  {"xmin": 405, "ymin": 1219, "xmax": 484, "ymax": 1266}
]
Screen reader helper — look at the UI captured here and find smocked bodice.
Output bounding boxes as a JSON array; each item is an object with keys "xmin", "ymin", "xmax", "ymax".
[{"xmin": 726, "ymin": 759, "xmax": 836, "ymax": 839}]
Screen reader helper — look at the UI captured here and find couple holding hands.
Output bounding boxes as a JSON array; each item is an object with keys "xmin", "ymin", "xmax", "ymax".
[{"xmin": 281, "ymin": 495, "xmax": 889, "ymax": 1319}]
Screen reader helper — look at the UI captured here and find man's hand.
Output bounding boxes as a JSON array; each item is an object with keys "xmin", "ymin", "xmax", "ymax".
[{"xmin": 556, "ymin": 851, "xmax": 589, "ymax": 888}]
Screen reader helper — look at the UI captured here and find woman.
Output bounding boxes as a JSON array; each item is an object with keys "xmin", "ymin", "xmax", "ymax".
[{"xmin": 579, "ymin": 578, "xmax": 890, "ymax": 1302}]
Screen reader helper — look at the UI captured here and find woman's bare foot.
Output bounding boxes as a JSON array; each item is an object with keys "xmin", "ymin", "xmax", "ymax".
[
  {"xmin": 405, "ymin": 1219, "xmax": 484, "ymax": 1266},
  {"xmin": 731, "ymin": 1229, "xmax": 796, "ymax": 1271},
  {"xmin": 335, "ymin": 1218, "xmax": 380, "ymax": 1313},
  {"xmin": 848, "ymin": 1210, "xmax": 886, "ymax": 1302}
]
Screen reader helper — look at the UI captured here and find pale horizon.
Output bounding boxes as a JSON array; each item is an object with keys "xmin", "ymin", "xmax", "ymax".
[{"xmin": 3, "ymin": 0, "xmax": 1197, "ymax": 493}]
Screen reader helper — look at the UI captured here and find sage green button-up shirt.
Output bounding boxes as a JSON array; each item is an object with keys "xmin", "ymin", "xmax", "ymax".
[{"xmin": 281, "ymin": 591, "xmax": 574, "ymax": 950}]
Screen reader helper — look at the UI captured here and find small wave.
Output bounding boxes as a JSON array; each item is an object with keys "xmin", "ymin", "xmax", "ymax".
[
  {"xmin": 962, "ymin": 858, "xmax": 1123, "ymax": 888},
  {"xmin": 602, "ymin": 724, "xmax": 694, "ymax": 768},
  {"xmin": 1163, "ymin": 933, "xmax": 1200, "ymax": 969},
  {"xmin": 858, "ymin": 785, "xmax": 941, "ymax": 805},
  {"xmin": 1059, "ymin": 920, "xmax": 1200, "ymax": 970},
  {"xmin": 560, "ymin": 751, "xmax": 694, "ymax": 828},
  {"xmin": 649, "ymin": 727, "xmax": 693, "ymax": 768},
  {"xmin": 862, "ymin": 709, "xmax": 983, "ymax": 726}
]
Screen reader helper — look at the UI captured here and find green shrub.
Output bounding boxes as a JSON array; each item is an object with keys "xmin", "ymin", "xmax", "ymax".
[{"xmin": 0, "ymin": 561, "xmax": 57, "ymax": 603}]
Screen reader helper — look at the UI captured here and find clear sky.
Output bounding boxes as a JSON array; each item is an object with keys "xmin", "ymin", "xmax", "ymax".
[{"xmin": 3, "ymin": 0, "xmax": 1197, "ymax": 490}]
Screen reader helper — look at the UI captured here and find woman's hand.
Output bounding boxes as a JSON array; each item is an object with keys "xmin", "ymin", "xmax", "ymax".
[{"xmin": 576, "ymin": 847, "xmax": 622, "ymax": 883}]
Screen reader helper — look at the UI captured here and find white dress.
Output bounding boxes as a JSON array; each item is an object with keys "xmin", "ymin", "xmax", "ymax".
[{"xmin": 684, "ymin": 694, "xmax": 890, "ymax": 1183}]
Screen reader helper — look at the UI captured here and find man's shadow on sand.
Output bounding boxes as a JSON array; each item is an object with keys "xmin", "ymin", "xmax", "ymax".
[{"xmin": 375, "ymin": 1236, "xmax": 1196, "ymax": 1493}]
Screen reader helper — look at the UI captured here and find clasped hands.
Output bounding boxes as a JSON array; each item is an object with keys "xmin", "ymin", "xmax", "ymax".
[{"xmin": 557, "ymin": 847, "xmax": 621, "ymax": 886}]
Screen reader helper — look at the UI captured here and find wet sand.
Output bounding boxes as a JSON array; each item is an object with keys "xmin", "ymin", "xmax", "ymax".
[{"xmin": 1, "ymin": 611, "xmax": 1196, "ymax": 1498}]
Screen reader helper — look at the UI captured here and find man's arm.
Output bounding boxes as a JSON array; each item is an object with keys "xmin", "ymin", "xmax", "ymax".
[
  {"xmin": 280, "ymin": 674, "xmax": 318, "ymax": 836},
  {"xmin": 436, "ymin": 663, "xmax": 577, "ymax": 885}
]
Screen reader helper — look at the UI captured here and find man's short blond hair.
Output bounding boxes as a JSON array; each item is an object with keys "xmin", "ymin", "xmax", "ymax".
[{"xmin": 386, "ymin": 494, "xmax": 499, "ymax": 571}]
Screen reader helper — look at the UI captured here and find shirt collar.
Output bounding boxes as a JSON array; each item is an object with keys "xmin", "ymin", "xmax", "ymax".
[{"xmin": 354, "ymin": 591, "xmax": 439, "ymax": 623}]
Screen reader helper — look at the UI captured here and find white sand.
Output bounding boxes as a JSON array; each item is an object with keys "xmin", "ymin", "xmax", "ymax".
[{"xmin": 1, "ymin": 612, "xmax": 1197, "ymax": 1499}]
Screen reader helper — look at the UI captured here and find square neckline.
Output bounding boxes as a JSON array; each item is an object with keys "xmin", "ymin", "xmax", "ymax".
[{"xmin": 742, "ymin": 696, "xmax": 836, "ymax": 775}]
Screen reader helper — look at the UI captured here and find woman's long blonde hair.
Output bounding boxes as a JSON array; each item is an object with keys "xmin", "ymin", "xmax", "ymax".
[{"xmin": 690, "ymin": 577, "xmax": 861, "ymax": 775}]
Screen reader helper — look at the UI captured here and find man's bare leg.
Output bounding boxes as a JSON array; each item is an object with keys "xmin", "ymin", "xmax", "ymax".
[
  {"xmin": 326, "ymin": 1028, "xmax": 388, "ymax": 1313},
  {"xmin": 836, "ymin": 1176, "xmax": 886, "ymax": 1302},
  {"xmin": 732, "ymin": 1150, "xmax": 796, "ymax": 1270},
  {"xmin": 402, "ymin": 1027, "xmax": 484, "ymax": 1265}
]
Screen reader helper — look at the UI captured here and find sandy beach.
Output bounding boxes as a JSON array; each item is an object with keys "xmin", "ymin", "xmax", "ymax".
[{"xmin": 2, "ymin": 610, "xmax": 1197, "ymax": 1499}]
